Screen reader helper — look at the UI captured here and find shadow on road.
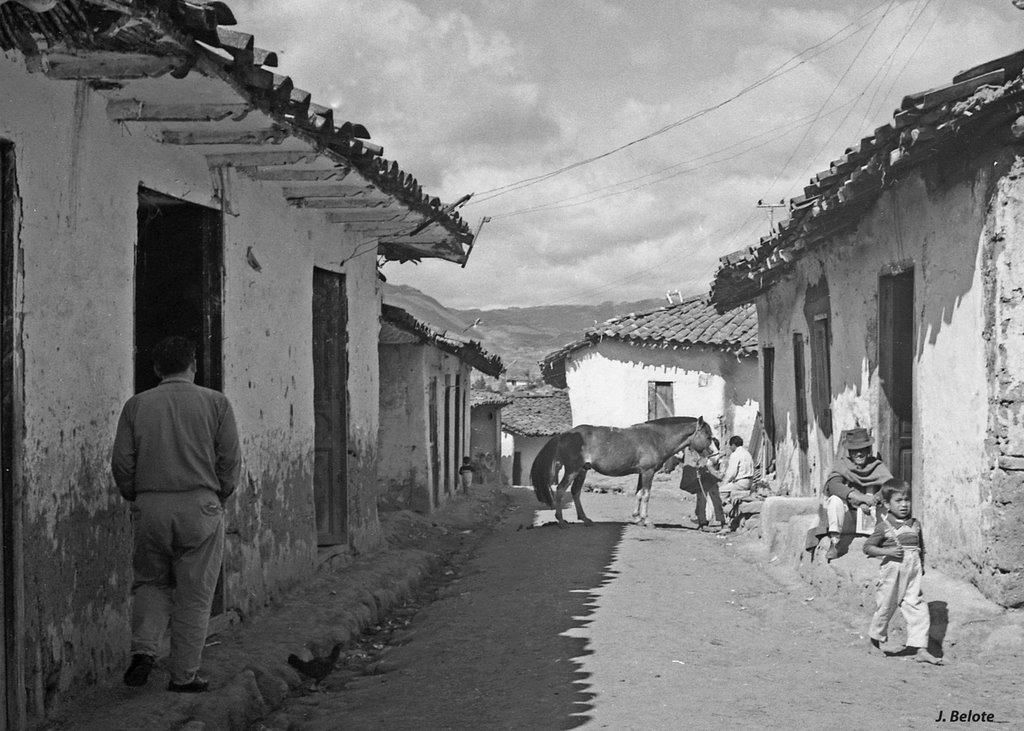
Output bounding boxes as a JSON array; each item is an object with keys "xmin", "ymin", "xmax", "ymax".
[{"xmin": 504, "ymin": 517, "xmax": 628, "ymax": 729}]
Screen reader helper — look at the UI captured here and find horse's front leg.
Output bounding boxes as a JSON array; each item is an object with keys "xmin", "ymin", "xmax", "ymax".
[
  {"xmin": 570, "ymin": 471, "xmax": 593, "ymax": 526},
  {"xmin": 634, "ymin": 471, "xmax": 653, "ymax": 527}
]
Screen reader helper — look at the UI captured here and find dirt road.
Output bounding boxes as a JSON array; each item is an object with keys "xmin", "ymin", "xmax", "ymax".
[{"xmin": 259, "ymin": 485, "xmax": 1022, "ymax": 730}]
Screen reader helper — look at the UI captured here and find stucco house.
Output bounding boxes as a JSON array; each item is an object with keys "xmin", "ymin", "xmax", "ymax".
[
  {"xmin": 0, "ymin": 0, "xmax": 478, "ymax": 723},
  {"xmin": 378, "ymin": 300, "xmax": 502, "ymax": 512},
  {"xmin": 500, "ymin": 391, "xmax": 572, "ymax": 486},
  {"xmin": 539, "ymin": 296, "xmax": 760, "ymax": 448},
  {"xmin": 469, "ymin": 390, "xmax": 512, "ymax": 485},
  {"xmin": 710, "ymin": 49, "xmax": 1024, "ymax": 607}
]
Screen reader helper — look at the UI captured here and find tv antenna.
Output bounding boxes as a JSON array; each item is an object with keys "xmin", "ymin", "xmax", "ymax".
[{"xmin": 757, "ymin": 199, "xmax": 787, "ymax": 232}]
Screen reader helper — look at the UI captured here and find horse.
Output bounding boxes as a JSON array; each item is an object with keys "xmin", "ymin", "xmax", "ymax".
[{"xmin": 530, "ymin": 416, "xmax": 714, "ymax": 527}]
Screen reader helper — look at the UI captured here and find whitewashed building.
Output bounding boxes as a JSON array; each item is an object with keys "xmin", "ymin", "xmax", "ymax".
[
  {"xmin": 500, "ymin": 391, "xmax": 572, "ymax": 486},
  {"xmin": 378, "ymin": 301, "xmax": 502, "ymax": 512},
  {"xmin": 539, "ymin": 297, "xmax": 760, "ymax": 447},
  {"xmin": 711, "ymin": 49, "xmax": 1024, "ymax": 607},
  {"xmin": 0, "ymin": 0, "xmax": 477, "ymax": 722}
]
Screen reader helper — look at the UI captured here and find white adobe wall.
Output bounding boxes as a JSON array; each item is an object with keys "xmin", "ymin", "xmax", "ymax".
[
  {"xmin": 1, "ymin": 62, "xmax": 381, "ymax": 704},
  {"xmin": 754, "ymin": 155, "xmax": 999, "ymax": 591},
  {"xmin": 562, "ymin": 340, "xmax": 759, "ymax": 444}
]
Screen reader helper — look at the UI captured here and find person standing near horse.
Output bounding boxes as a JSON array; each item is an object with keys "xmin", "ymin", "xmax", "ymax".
[
  {"xmin": 111, "ymin": 336, "xmax": 241, "ymax": 692},
  {"xmin": 679, "ymin": 437, "xmax": 727, "ymax": 531},
  {"xmin": 821, "ymin": 427, "xmax": 893, "ymax": 561}
]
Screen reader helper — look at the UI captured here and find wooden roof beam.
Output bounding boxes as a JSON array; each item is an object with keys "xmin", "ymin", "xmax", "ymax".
[
  {"xmin": 284, "ymin": 183, "xmax": 375, "ymax": 199},
  {"xmin": 161, "ymin": 127, "xmax": 290, "ymax": 145},
  {"xmin": 288, "ymin": 197, "xmax": 390, "ymax": 210},
  {"xmin": 329, "ymin": 220, "xmax": 411, "ymax": 234},
  {"xmin": 205, "ymin": 151, "xmax": 323, "ymax": 167},
  {"xmin": 42, "ymin": 52, "xmax": 179, "ymax": 80},
  {"xmin": 107, "ymin": 100, "xmax": 253, "ymax": 122},
  {"xmin": 242, "ymin": 167, "xmax": 351, "ymax": 182},
  {"xmin": 312, "ymin": 209, "xmax": 406, "ymax": 223}
]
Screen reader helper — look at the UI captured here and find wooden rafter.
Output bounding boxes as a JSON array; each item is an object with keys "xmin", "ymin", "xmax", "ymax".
[
  {"xmin": 107, "ymin": 100, "xmax": 253, "ymax": 122},
  {"xmin": 205, "ymin": 151, "xmax": 322, "ymax": 167},
  {"xmin": 42, "ymin": 52, "xmax": 179, "ymax": 80},
  {"xmin": 240, "ymin": 167, "xmax": 351, "ymax": 182},
  {"xmin": 161, "ymin": 128, "xmax": 290, "ymax": 145}
]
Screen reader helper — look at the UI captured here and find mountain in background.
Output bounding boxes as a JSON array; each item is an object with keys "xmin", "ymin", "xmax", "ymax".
[{"xmin": 383, "ymin": 284, "xmax": 670, "ymax": 380}]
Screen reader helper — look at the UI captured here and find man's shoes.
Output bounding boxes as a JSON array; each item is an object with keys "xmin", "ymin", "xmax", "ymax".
[
  {"xmin": 123, "ymin": 654, "xmax": 155, "ymax": 687},
  {"xmin": 168, "ymin": 676, "xmax": 210, "ymax": 693}
]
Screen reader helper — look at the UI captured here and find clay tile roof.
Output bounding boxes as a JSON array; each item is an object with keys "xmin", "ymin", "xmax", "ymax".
[
  {"xmin": 470, "ymin": 389, "xmax": 512, "ymax": 408},
  {"xmin": 710, "ymin": 47, "xmax": 1024, "ymax": 311},
  {"xmin": 0, "ymin": 0, "xmax": 474, "ymax": 263},
  {"xmin": 381, "ymin": 304, "xmax": 503, "ymax": 378},
  {"xmin": 501, "ymin": 391, "xmax": 572, "ymax": 437},
  {"xmin": 538, "ymin": 296, "xmax": 758, "ymax": 388}
]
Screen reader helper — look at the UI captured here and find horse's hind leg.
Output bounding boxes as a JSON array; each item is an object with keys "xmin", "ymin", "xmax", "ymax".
[
  {"xmin": 553, "ymin": 469, "xmax": 576, "ymax": 527},
  {"xmin": 570, "ymin": 470, "xmax": 593, "ymax": 526}
]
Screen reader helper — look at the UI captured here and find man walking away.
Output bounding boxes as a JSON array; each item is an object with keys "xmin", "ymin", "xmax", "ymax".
[{"xmin": 111, "ymin": 336, "xmax": 241, "ymax": 692}]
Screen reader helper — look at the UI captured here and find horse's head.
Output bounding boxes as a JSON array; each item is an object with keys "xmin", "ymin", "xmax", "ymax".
[{"xmin": 686, "ymin": 417, "xmax": 714, "ymax": 456}]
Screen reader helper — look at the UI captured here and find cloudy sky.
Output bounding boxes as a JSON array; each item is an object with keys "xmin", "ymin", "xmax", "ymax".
[{"xmin": 232, "ymin": 1, "xmax": 1023, "ymax": 310}]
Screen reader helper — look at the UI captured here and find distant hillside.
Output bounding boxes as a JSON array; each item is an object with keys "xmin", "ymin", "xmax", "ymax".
[
  {"xmin": 451, "ymin": 298, "xmax": 666, "ymax": 379},
  {"xmin": 383, "ymin": 284, "xmax": 689, "ymax": 379}
]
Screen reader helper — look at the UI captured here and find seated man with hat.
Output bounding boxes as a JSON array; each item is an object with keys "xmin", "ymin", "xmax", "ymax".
[{"xmin": 822, "ymin": 427, "xmax": 894, "ymax": 561}]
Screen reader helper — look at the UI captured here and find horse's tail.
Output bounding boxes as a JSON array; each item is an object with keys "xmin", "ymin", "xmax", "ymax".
[{"xmin": 530, "ymin": 434, "xmax": 563, "ymax": 506}]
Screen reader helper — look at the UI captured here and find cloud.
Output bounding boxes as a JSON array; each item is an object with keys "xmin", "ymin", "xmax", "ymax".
[{"xmin": 233, "ymin": 0, "xmax": 1024, "ymax": 309}]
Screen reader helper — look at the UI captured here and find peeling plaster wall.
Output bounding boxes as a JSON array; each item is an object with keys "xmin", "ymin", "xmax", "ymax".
[
  {"xmin": 377, "ymin": 344, "xmax": 468, "ymax": 512},
  {"xmin": 378, "ymin": 344, "xmax": 430, "ymax": 512},
  {"xmin": 469, "ymin": 405, "xmax": 502, "ymax": 484},
  {"xmin": 502, "ymin": 433, "xmax": 549, "ymax": 488},
  {"xmin": 563, "ymin": 340, "xmax": 760, "ymax": 443},
  {"xmin": 756, "ymin": 145, "xmax": 1024, "ymax": 605},
  {"xmin": 1, "ymin": 60, "xmax": 383, "ymax": 711}
]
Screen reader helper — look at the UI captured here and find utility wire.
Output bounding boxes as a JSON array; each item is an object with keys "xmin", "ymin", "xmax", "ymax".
[
  {"xmin": 467, "ymin": 0, "xmax": 895, "ymax": 205},
  {"xmin": 757, "ymin": 0, "xmax": 898, "ymax": 206},
  {"xmin": 488, "ymin": 96, "xmax": 861, "ymax": 220}
]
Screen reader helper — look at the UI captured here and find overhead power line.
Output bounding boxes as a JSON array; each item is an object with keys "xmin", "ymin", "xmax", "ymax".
[{"xmin": 467, "ymin": 0, "xmax": 895, "ymax": 206}]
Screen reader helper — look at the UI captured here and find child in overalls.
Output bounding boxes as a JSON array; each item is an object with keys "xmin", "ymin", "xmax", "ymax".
[{"xmin": 862, "ymin": 479, "xmax": 944, "ymax": 665}]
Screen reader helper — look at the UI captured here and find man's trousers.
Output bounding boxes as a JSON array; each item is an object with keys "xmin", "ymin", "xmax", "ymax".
[{"xmin": 130, "ymin": 490, "xmax": 224, "ymax": 684}]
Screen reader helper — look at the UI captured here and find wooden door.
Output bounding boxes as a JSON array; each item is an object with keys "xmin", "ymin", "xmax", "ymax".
[
  {"xmin": 879, "ymin": 271, "xmax": 914, "ymax": 482},
  {"xmin": 793, "ymin": 334, "xmax": 810, "ymax": 488},
  {"xmin": 648, "ymin": 381, "xmax": 674, "ymax": 419},
  {"xmin": 809, "ymin": 314, "xmax": 834, "ymax": 473},
  {"xmin": 429, "ymin": 378, "xmax": 439, "ymax": 507},
  {"xmin": 312, "ymin": 269, "xmax": 348, "ymax": 545},
  {"xmin": 0, "ymin": 140, "xmax": 23, "ymax": 731},
  {"xmin": 761, "ymin": 346, "xmax": 776, "ymax": 469}
]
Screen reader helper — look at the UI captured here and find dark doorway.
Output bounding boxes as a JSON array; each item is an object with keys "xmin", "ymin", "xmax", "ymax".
[
  {"xmin": 312, "ymin": 268, "xmax": 348, "ymax": 546},
  {"xmin": 135, "ymin": 188, "xmax": 222, "ymax": 393},
  {"xmin": 762, "ymin": 346, "xmax": 776, "ymax": 470},
  {"xmin": 136, "ymin": 188, "xmax": 225, "ymax": 615},
  {"xmin": 429, "ymin": 378, "xmax": 439, "ymax": 507},
  {"xmin": 443, "ymin": 375, "xmax": 452, "ymax": 496},
  {"xmin": 1, "ymin": 141, "xmax": 24, "ymax": 731},
  {"xmin": 512, "ymin": 451, "xmax": 522, "ymax": 486},
  {"xmin": 793, "ymin": 333, "xmax": 810, "ymax": 488},
  {"xmin": 879, "ymin": 270, "xmax": 914, "ymax": 482},
  {"xmin": 454, "ymin": 374, "xmax": 463, "ymax": 490}
]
